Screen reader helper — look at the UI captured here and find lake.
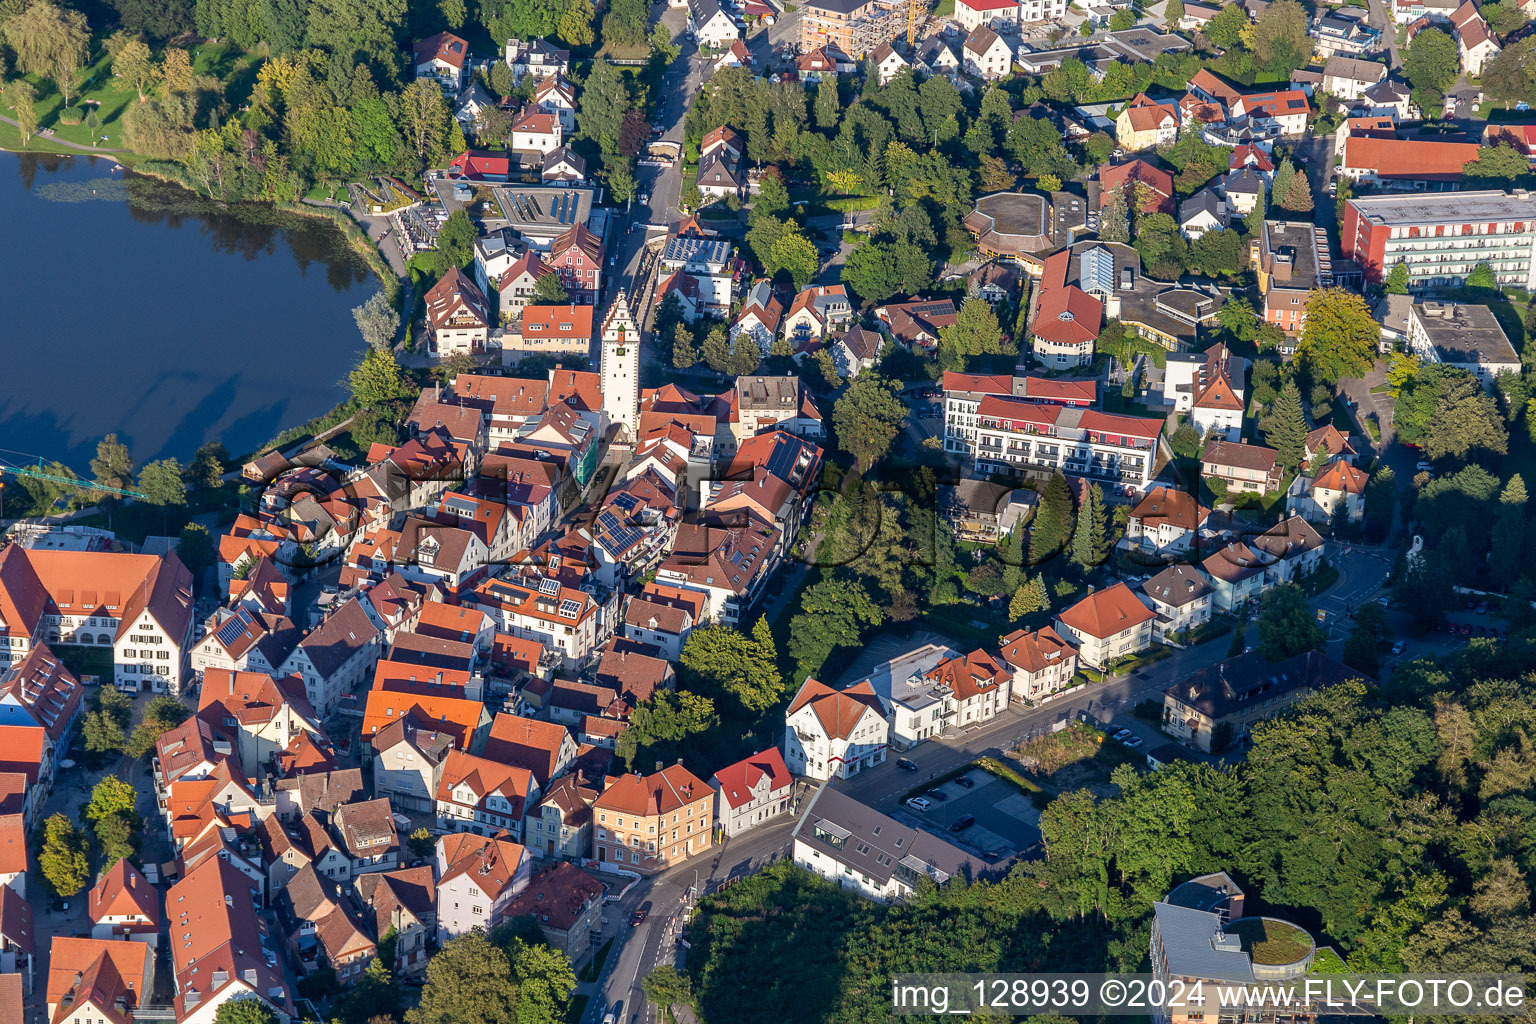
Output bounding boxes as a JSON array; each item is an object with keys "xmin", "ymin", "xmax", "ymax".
[{"xmin": 0, "ymin": 151, "xmax": 377, "ymax": 474}]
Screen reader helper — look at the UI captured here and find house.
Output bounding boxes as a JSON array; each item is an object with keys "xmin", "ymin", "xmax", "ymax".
[
  {"xmin": 869, "ymin": 40, "xmax": 909, "ymax": 84},
  {"xmin": 697, "ymin": 150, "xmax": 746, "ymax": 200},
  {"xmin": 505, "ymin": 37, "xmax": 570, "ymax": 84},
  {"xmin": 370, "ymin": 713, "xmax": 457, "ymax": 814},
  {"xmin": 690, "ymin": 0, "xmax": 742, "ymax": 46},
  {"xmin": 493, "ymin": 252, "xmax": 556, "ymax": 323},
  {"xmin": 1230, "ymin": 89, "xmax": 1310, "ymax": 136},
  {"xmin": 923, "ymin": 648, "xmax": 1013, "ymax": 729},
  {"xmin": 1163, "ymin": 650, "xmax": 1360, "ymax": 751},
  {"xmin": 832, "ymin": 325, "xmax": 882, "ymax": 379},
  {"xmin": 1287, "ymin": 457, "xmax": 1368, "ymax": 524},
  {"xmin": 454, "ymin": 81, "xmax": 496, "ymax": 132},
  {"xmin": 196, "ymin": 669, "xmax": 321, "ymax": 778},
  {"xmin": 510, "ymin": 108, "xmax": 562, "ymax": 157},
  {"xmin": 45, "ymin": 937, "xmax": 154, "ymax": 1024},
  {"xmin": 1201, "ymin": 541, "xmax": 1269, "ymax": 612},
  {"xmin": 1322, "ymin": 56, "xmax": 1387, "ymax": 100},
  {"xmin": 1358, "ymin": 76, "xmax": 1412, "ymax": 117},
  {"xmin": 1202, "ymin": 439, "xmax": 1283, "ymax": 495},
  {"xmin": 533, "ymin": 75, "xmax": 577, "ymax": 132},
  {"xmin": 1178, "ymin": 189, "xmax": 1227, "ymax": 241},
  {"xmin": 996, "ymin": 627, "xmax": 1079, "ymax": 703},
  {"xmin": 500, "ymin": 863, "xmax": 605, "ymax": 962},
  {"xmin": 710, "ymin": 747, "xmax": 793, "ymax": 837},
  {"xmin": 955, "ymin": 0, "xmax": 1024, "ymax": 31},
  {"xmin": 1116, "ymin": 93, "xmax": 1180, "ymax": 152},
  {"xmin": 1054, "ymin": 582, "xmax": 1157, "ymax": 670},
  {"xmin": 0, "ymin": 644, "xmax": 83, "ymax": 816},
  {"xmin": 278, "ymin": 598, "xmax": 383, "ymax": 716},
  {"xmin": 1124, "ymin": 485, "xmax": 1209, "ymax": 555},
  {"xmin": 730, "ymin": 279, "xmax": 784, "ymax": 355},
  {"xmin": 449, "ymin": 149, "xmax": 512, "ymax": 182},
  {"xmin": 165, "ymin": 857, "xmax": 289, "ymax": 1024},
  {"xmin": 333, "ymin": 798, "xmax": 400, "ymax": 875},
  {"xmin": 510, "ymin": 304, "xmax": 595, "ymax": 361},
  {"xmin": 1100, "ymin": 159, "xmax": 1175, "ymax": 215},
  {"xmin": 483, "ymin": 713, "xmax": 577, "ymax": 787},
  {"xmin": 88, "ymin": 860, "xmax": 159, "ymax": 946},
  {"xmin": 591, "ymin": 764, "xmax": 714, "ymax": 873},
  {"xmin": 354, "ymin": 866, "xmax": 436, "ymax": 978},
  {"xmin": 917, "ymin": 35, "xmax": 962, "ymax": 73},
  {"xmin": 967, "ymin": 262, "xmax": 1022, "ymax": 305},
  {"xmin": 655, "ymin": 520, "xmax": 779, "ymax": 628},
  {"xmin": 1407, "ymin": 302, "xmax": 1521, "ymax": 388},
  {"xmin": 412, "ymin": 32, "xmax": 469, "ymax": 93},
  {"xmin": 877, "ymin": 298, "xmax": 958, "ymax": 350},
  {"xmin": 1336, "ymin": 133, "xmax": 1483, "ymax": 188},
  {"xmin": 541, "ymin": 146, "xmax": 587, "ymax": 184},
  {"xmin": 1140, "ymin": 564, "xmax": 1214, "ymax": 641},
  {"xmin": 435, "ymin": 832, "xmax": 530, "ymax": 941},
  {"xmin": 701, "ymin": 126, "xmax": 745, "ymax": 163},
  {"xmin": 1255, "ymin": 220, "xmax": 1325, "ymax": 333},
  {"xmin": 782, "ymin": 677, "xmax": 888, "ymax": 781},
  {"xmin": 435, "ymin": 749, "xmax": 539, "ymax": 841},
  {"xmin": 796, "ymin": 46, "xmax": 838, "ymax": 81},
  {"xmin": 790, "ymin": 785, "xmax": 982, "ymax": 903},
  {"xmin": 963, "ymin": 25, "xmax": 1014, "ymax": 79},
  {"xmin": 621, "ymin": 585, "xmax": 705, "ymax": 661},
  {"xmin": 1163, "ymin": 342, "xmax": 1247, "ymax": 440},
  {"xmin": 279, "ymin": 865, "xmax": 377, "ymax": 984},
  {"xmin": 1029, "ymin": 249, "xmax": 1101, "ymax": 369},
  {"xmin": 523, "ymin": 773, "xmax": 597, "ymax": 860},
  {"xmin": 545, "ymin": 224, "xmax": 603, "ymax": 301},
  {"xmin": 1451, "ymin": 0, "xmax": 1500, "ymax": 75},
  {"xmin": 464, "ymin": 572, "xmax": 605, "ymax": 670},
  {"xmin": 713, "ymin": 38, "xmax": 753, "ymax": 71},
  {"xmin": 1220, "ymin": 168, "xmax": 1265, "ymax": 216},
  {"xmin": 425, "ymin": 267, "xmax": 492, "ymax": 357}
]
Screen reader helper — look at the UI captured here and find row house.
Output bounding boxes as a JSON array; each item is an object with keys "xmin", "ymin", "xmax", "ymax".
[
  {"xmin": 434, "ymin": 749, "xmax": 540, "ymax": 841},
  {"xmin": 464, "ymin": 573, "xmax": 607, "ymax": 672},
  {"xmin": 191, "ymin": 606, "xmax": 301, "ymax": 681},
  {"xmin": 621, "ymin": 583, "xmax": 706, "ymax": 661},
  {"xmin": 710, "ymin": 747, "xmax": 793, "ymax": 837},
  {"xmin": 166, "ymin": 857, "xmax": 290, "ymax": 1024},
  {"xmin": 435, "ymin": 831, "xmax": 530, "ymax": 941},
  {"xmin": 592, "ymin": 764, "xmax": 714, "ymax": 874},
  {"xmin": 501, "ymin": 863, "xmax": 605, "ymax": 963},
  {"xmin": 483, "ymin": 712, "xmax": 577, "ymax": 787},
  {"xmin": 1201, "ymin": 439, "xmax": 1284, "ymax": 495},
  {"xmin": 277, "ymin": 598, "xmax": 383, "ymax": 716},
  {"xmin": 46, "ymin": 937, "xmax": 154, "ymax": 1024},
  {"xmin": 783, "ymin": 677, "xmax": 888, "ymax": 781},
  {"xmin": 355, "ymin": 865, "xmax": 436, "ymax": 978},
  {"xmin": 545, "ymin": 224, "xmax": 603, "ymax": 301},
  {"xmin": 730, "ymin": 376, "xmax": 825, "ymax": 448},
  {"xmin": 369, "ymin": 713, "xmax": 461, "ymax": 813},
  {"xmin": 197, "ymin": 669, "xmax": 322, "ymax": 778},
  {"xmin": 0, "ymin": 644, "xmax": 82, "ymax": 820},
  {"xmin": 89, "ymin": 860, "xmax": 159, "ymax": 946},
  {"xmin": 523, "ymin": 772, "xmax": 597, "ymax": 860},
  {"xmin": 279, "ymin": 864, "xmax": 377, "ymax": 985}
]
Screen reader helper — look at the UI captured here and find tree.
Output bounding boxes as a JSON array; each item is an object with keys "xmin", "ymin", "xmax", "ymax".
[
  {"xmin": 437, "ymin": 208, "xmax": 476, "ymax": 268},
  {"xmin": 185, "ymin": 441, "xmax": 229, "ymax": 489},
  {"xmin": 1298, "ymin": 289, "xmax": 1378, "ymax": 383},
  {"xmin": 978, "ymin": 154, "xmax": 1016, "ymax": 193},
  {"xmin": 1069, "ymin": 484, "xmax": 1109, "ymax": 569},
  {"xmin": 1203, "ymin": 4, "xmax": 1248, "ymax": 47},
  {"xmin": 616, "ymin": 690, "xmax": 718, "ymax": 770},
  {"xmin": 1466, "ymin": 261, "xmax": 1499, "ymax": 290},
  {"xmin": 1463, "ymin": 143, "xmax": 1531, "ymax": 181},
  {"xmin": 1266, "ymin": 381, "xmax": 1309, "ymax": 469},
  {"xmin": 1278, "ymin": 169, "xmax": 1313, "ymax": 212},
  {"xmin": 1403, "ymin": 27, "xmax": 1459, "ymax": 100},
  {"xmin": 1383, "ymin": 261, "xmax": 1411, "ymax": 295},
  {"xmin": 112, "ymin": 36, "xmax": 157, "ymax": 102},
  {"xmin": 4, "ymin": 81, "xmax": 37, "ymax": 144},
  {"xmin": 136, "ymin": 458, "xmax": 186, "ymax": 507},
  {"xmin": 1423, "ymin": 372, "xmax": 1509, "ymax": 460},
  {"xmin": 1482, "ymin": 36, "xmax": 1536, "ymax": 105},
  {"xmin": 405, "ymin": 930, "xmax": 520, "ymax": 1024},
  {"xmin": 349, "ymin": 347, "xmax": 413, "ymax": 408},
  {"xmin": 335, "ymin": 958, "xmax": 404, "ymax": 1024},
  {"xmin": 1490, "ymin": 474, "xmax": 1527, "ymax": 591},
  {"xmin": 1165, "ymin": 0, "xmax": 1184, "ymax": 24},
  {"xmin": 1030, "ymin": 473, "xmax": 1074, "ymax": 565},
  {"xmin": 37, "ymin": 813, "xmax": 89, "ymax": 897},
  {"xmin": 769, "ymin": 231, "xmax": 820, "ymax": 290},
  {"xmin": 787, "ymin": 577, "xmax": 883, "ymax": 680},
  {"xmin": 671, "ymin": 322, "xmax": 697, "ymax": 369},
  {"xmin": 602, "ymin": 0, "xmax": 649, "ymax": 48},
  {"xmin": 937, "ymin": 297, "xmax": 1005, "ymax": 371},
  {"xmin": 213, "ymin": 1001, "xmax": 279, "ymax": 1024},
  {"xmin": 1110, "ymin": 7, "xmax": 1136, "ymax": 29},
  {"xmin": 679, "ymin": 621, "xmax": 783, "ymax": 713},
  {"xmin": 87, "ymin": 775, "xmax": 142, "ymax": 869},
  {"xmin": 1099, "ymin": 188, "xmax": 1130, "ymax": 244},
  {"xmin": 176, "ymin": 522, "xmax": 215, "ymax": 581},
  {"xmin": 643, "ymin": 966, "xmax": 692, "ymax": 1020},
  {"xmin": 532, "ymin": 272, "xmax": 569, "ymax": 304},
  {"xmin": 1343, "ymin": 623, "xmax": 1380, "ymax": 676},
  {"xmin": 813, "ymin": 349, "xmax": 842, "ymax": 388},
  {"xmin": 577, "ymin": 58, "xmax": 631, "ymax": 155},
  {"xmin": 126, "ymin": 694, "xmax": 191, "ymax": 759},
  {"xmin": 609, "ymin": 165, "xmax": 639, "ymax": 204},
  {"xmin": 815, "ymin": 77, "xmax": 840, "ymax": 130},
  {"xmin": 833, "ymin": 372, "xmax": 905, "ymax": 470},
  {"xmin": 3, "ymin": 0, "xmax": 90, "ymax": 107},
  {"xmin": 353, "ymin": 290, "xmax": 400, "ymax": 352},
  {"xmin": 91, "ymin": 433, "xmax": 134, "ymax": 497},
  {"xmin": 1251, "ymin": 0, "xmax": 1310, "ymax": 73},
  {"xmin": 401, "ymin": 78, "xmax": 450, "ymax": 166},
  {"xmin": 1256, "ymin": 583, "xmax": 1325, "ymax": 660},
  {"xmin": 83, "ymin": 685, "xmax": 132, "ymax": 755},
  {"xmin": 158, "ymin": 46, "xmax": 194, "ymax": 94},
  {"xmin": 649, "ymin": 21, "xmax": 680, "ymax": 63},
  {"xmin": 1010, "ymin": 575, "xmax": 1050, "ymax": 619},
  {"xmin": 701, "ymin": 326, "xmax": 731, "ymax": 373}
]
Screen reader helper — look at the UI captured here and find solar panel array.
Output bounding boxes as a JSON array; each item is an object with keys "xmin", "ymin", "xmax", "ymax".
[
  {"xmin": 539, "ymin": 577, "xmax": 561, "ymax": 595},
  {"xmin": 596, "ymin": 510, "xmax": 644, "ymax": 553},
  {"xmin": 215, "ymin": 608, "xmax": 256, "ymax": 648},
  {"xmin": 558, "ymin": 599, "xmax": 583, "ymax": 619},
  {"xmin": 608, "ymin": 492, "xmax": 641, "ymax": 515}
]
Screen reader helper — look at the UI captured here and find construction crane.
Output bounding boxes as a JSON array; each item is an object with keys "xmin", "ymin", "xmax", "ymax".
[
  {"xmin": 908, "ymin": 0, "xmax": 920, "ymax": 46},
  {"xmin": 0, "ymin": 457, "xmax": 147, "ymax": 506}
]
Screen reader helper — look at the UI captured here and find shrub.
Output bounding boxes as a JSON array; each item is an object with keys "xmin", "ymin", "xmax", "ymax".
[{"xmin": 58, "ymin": 107, "xmax": 84, "ymax": 126}]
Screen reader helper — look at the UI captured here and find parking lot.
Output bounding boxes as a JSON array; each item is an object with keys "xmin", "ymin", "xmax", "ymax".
[{"xmin": 903, "ymin": 771, "xmax": 1042, "ymax": 858}]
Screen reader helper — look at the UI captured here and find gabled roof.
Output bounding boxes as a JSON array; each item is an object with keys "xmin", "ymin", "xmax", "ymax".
[
  {"xmin": 996, "ymin": 626, "xmax": 1076, "ymax": 674},
  {"xmin": 594, "ymin": 764, "xmax": 711, "ymax": 816},
  {"xmin": 1313, "ymin": 459, "xmax": 1368, "ymax": 495},
  {"xmin": 1130, "ymin": 485, "xmax": 1209, "ymax": 532},
  {"xmin": 437, "ymin": 832, "xmax": 527, "ymax": 899},
  {"xmin": 436, "ymin": 749, "xmax": 535, "ymax": 817},
  {"xmin": 1058, "ymin": 582, "xmax": 1157, "ymax": 640},
  {"xmin": 413, "ymin": 31, "xmax": 469, "ymax": 70},
  {"xmin": 786, "ymin": 677, "xmax": 884, "ymax": 740},
  {"xmin": 483, "ymin": 713, "xmax": 572, "ymax": 786},
  {"xmin": 1203, "ymin": 438, "xmax": 1278, "ymax": 473},
  {"xmin": 89, "ymin": 859, "xmax": 159, "ymax": 927},
  {"xmin": 711, "ymin": 747, "xmax": 791, "ymax": 809}
]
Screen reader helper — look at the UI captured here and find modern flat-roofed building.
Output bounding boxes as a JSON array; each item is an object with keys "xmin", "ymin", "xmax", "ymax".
[
  {"xmin": 1254, "ymin": 220, "xmax": 1330, "ymax": 333},
  {"xmin": 1342, "ymin": 190, "xmax": 1536, "ymax": 291},
  {"xmin": 967, "ymin": 398, "xmax": 1164, "ymax": 490},
  {"xmin": 963, "ymin": 193, "xmax": 1054, "ymax": 263},
  {"xmin": 1407, "ymin": 302, "xmax": 1521, "ymax": 387},
  {"xmin": 799, "ymin": 0, "xmax": 899, "ymax": 56}
]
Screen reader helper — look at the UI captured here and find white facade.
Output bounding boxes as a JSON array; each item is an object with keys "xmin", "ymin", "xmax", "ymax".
[
  {"xmin": 601, "ymin": 292, "xmax": 641, "ymax": 442},
  {"xmin": 782, "ymin": 681, "xmax": 889, "ymax": 782}
]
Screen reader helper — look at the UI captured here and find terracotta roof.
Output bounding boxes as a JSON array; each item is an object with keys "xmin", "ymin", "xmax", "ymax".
[
  {"xmin": 785, "ymin": 677, "xmax": 884, "ymax": 740},
  {"xmin": 1202, "ymin": 541, "xmax": 1267, "ymax": 583},
  {"xmin": 711, "ymin": 747, "xmax": 791, "ymax": 810},
  {"xmin": 1305, "ymin": 424, "xmax": 1356, "ymax": 461},
  {"xmin": 0, "ymin": 816, "xmax": 24, "ymax": 877},
  {"xmin": 89, "ymin": 859, "xmax": 159, "ymax": 927},
  {"xmin": 483, "ymin": 713, "xmax": 573, "ymax": 786},
  {"xmin": 996, "ymin": 626, "xmax": 1076, "ymax": 674},
  {"xmin": 437, "ymin": 832, "xmax": 527, "ymax": 899},
  {"xmin": 1099, "ymin": 159, "xmax": 1175, "ymax": 211},
  {"xmin": 0, "ymin": 970, "xmax": 18, "ymax": 1024},
  {"xmin": 502, "ymin": 862, "xmax": 605, "ymax": 931},
  {"xmin": 363, "ymin": 690, "xmax": 486, "ymax": 750},
  {"xmin": 595, "ymin": 764, "xmax": 710, "ymax": 818},
  {"xmin": 198, "ymin": 668, "xmax": 317, "ymax": 731},
  {"xmin": 0, "ymin": 886, "xmax": 31, "ymax": 954},
  {"xmin": 453, "ymin": 373, "xmax": 550, "ymax": 420},
  {"xmin": 26, "ymin": 549, "xmax": 193, "ymax": 646},
  {"xmin": 1313, "ymin": 459, "xmax": 1368, "ymax": 495},
  {"xmin": 1341, "ymin": 135, "xmax": 1483, "ymax": 181},
  {"xmin": 521, "ymin": 304, "xmax": 594, "ymax": 339},
  {"xmin": 1058, "ymin": 582, "xmax": 1157, "ymax": 640},
  {"xmin": 1032, "ymin": 250, "xmax": 1102, "ymax": 346},
  {"xmin": 47, "ymin": 938, "xmax": 149, "ymax": 1024},
  {"xmin": 436, "ymin": 749, "xmax": 535, "ymax": 817},
  {"xmin": 0, "ymin": 546, "xmax": 49, "ymax": 641},
  {"xmin": 1130, "ymin": 485, "xmax": 1209, "ymax": 532},
  {"xmin": 593, "ymin": 641, "xmax": 672, "ymax": 704},
  {"xmin": 1203, "ymin": 438, "xmax": 1278, "ymax": 473},
  {"xmin": 426, "ymin": 267, "xmax": 491, "ymax": 334},
  {"xmin": 530, "ymin": 772, "xmax": 596, "ymax": 826},
  {"xmin": 1193, "ymin": 369, "xmax": 1244, "ymax": 411},
  {"xmin": 413, "ymin": 31, "xmax": 468, "ymax": 70},
  {"xmin": 0, "ymin": 643, "xmax": 81, "ymax": 741}
]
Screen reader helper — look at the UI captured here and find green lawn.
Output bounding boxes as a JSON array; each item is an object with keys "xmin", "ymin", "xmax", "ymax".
[
  {"xmin": 4, "ymin": 48, "xmax": 139, "ymax": 153},
  {"xmin": 52, "ymin": 644, "xmax": 115, "ymax": 682}
]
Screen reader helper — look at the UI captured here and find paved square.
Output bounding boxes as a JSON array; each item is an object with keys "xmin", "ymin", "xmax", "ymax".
[{"xmin": 908, "ymin": 774, "xmax": 1043, "ymax": 853}]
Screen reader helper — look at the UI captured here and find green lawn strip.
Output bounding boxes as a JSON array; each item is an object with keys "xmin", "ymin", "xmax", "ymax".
[
  {"xmin": 579, "ymin": 939, "xmax": 615, "ymax": 982},
  {"xmin": 974, "ymin": 755, "xmax": 1045, "ymax": 794}
]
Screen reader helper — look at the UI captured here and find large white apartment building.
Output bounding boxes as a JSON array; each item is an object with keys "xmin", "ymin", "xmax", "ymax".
[{"xmin": 1343, "ymin": 190, "xmax": 1536, "ymax": 292}]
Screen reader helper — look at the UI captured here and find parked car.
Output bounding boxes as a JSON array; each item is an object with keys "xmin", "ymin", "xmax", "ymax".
[
  {"xmin": 630, "ymin": 902, "xmax": 651, "ymax": 926},
  {"xmin": 1460, "ymin": 622, "xmax": 1472, "ymax": 636},
  {"xmin": 1123, "ymin": 736, "xmax": 1143, "ymax": 749},
  {"xmin": 952, "ymin": 775, "xmax": 973, "ymax": 789},
  {"xmin": 950, "ymin": 814, "xmax": 976, "ymax": 832},
  {"xmin": 1390, "ymin": 640, "xmax": 1405, "ymax": 655},
  {"xmin": 927, "ymin": 788, "xmax": 948, "ymax": 801},
  {"xmin": 907, "ymin": 796, "xmax": 932, "ymax": 811},
  {"xmin": 896, "ymin": 758, "xmax": 919, "ymax": 772},
  {"xmin": 1415, "ymin": 461, "xmax": 1434, "ymax": 472},
  {"xmin": 1112, "ymin": 728, "xmax": 1133, "ymax": 741}
]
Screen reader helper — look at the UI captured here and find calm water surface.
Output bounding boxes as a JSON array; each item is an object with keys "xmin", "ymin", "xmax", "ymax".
[{"xmin": 0, "ymin": 152, "xmax": 375, "ymax": 472}]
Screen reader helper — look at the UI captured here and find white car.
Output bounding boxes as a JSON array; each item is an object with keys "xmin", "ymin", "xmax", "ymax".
[
  {"xmin": 1112, "ymin": 728, "xmax": 1133, "ymax": 741},
  {"xmin": 1123, "ymin": 736, "xmax": 1143, "ymax": 749},
  {"xmin": 906, "ymin": 796, "xmax": 932, "ymax": 812},
  {"xmin": 1415, "ymin": 461, "xmax": 1434, "ymax": 472}
]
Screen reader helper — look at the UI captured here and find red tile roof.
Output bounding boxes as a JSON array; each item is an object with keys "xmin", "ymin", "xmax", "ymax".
[
  {"xmin": 785, "ymin": 678, "xmax": 884, "ymax": 740},
  {"xmin": 1058, "ymin": 582, "xmax": 1157, "ymax": 640},
  {"xmin": 710, "ymin": 747, "xmax": 791, "ymax": 810},
  {"xmin": 1341, "ymin": 136, "xmax": 1483, "ymax": 181},
  {"xmin": 593, "ymin": 764, "xmax": 711, "ymax": 817}
]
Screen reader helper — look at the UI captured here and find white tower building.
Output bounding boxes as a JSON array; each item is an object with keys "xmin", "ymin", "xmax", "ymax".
[{"xmin": 600, "ymin": 290, "xmax": 640, "ymax": 442}]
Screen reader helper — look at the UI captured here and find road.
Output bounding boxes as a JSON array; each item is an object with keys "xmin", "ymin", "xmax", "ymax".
[{"xmin": 1365, "ymin": 0, "xmax": 1403, "ymax": 69}]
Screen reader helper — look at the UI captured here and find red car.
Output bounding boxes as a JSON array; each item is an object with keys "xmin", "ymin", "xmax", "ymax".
[{"xmin": 1460, "ymin": 623, "xmax": 1472, "ymax": 636}]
